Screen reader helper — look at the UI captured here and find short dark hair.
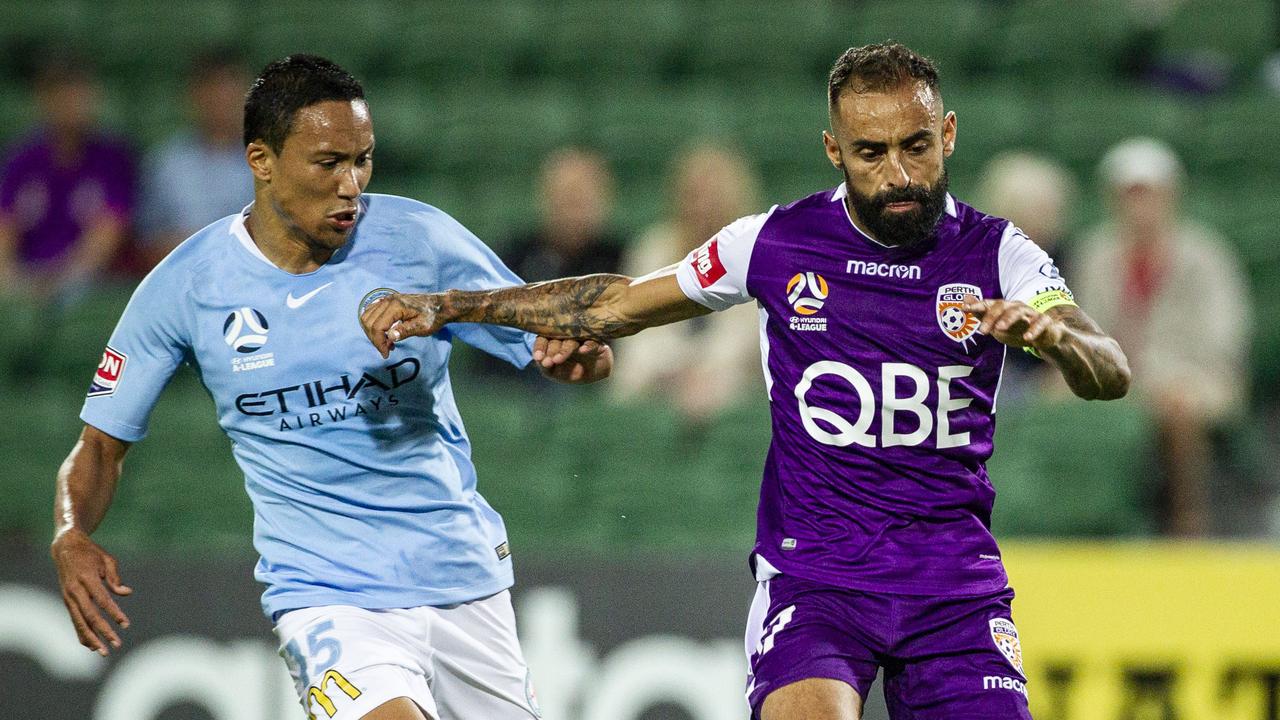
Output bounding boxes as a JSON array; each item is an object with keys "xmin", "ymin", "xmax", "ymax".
[
  {"xmin": 243, "ymin": 54, "xmax": 365, "ymax": 152},
  {"xmin": 827, "ymin": 42, "xmax": 940, "ymax": 108}
]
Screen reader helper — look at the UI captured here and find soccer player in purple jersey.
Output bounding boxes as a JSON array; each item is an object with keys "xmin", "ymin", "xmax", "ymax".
[{"xmin": 359, "ymin": 43, "xmax": 1130, "ymax": 720}]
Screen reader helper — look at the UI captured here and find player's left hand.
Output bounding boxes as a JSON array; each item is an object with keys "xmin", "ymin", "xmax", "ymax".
[
  {"xmin": 963, "ymin": 296, "xmax": 1065, "ymax": 353},
  {"xmin": 534, "ymin": 337, "xmax": 614, "ymax": 384}
]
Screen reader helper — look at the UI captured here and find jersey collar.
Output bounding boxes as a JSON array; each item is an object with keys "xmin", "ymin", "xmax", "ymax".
[{"xmin": 230, "ymin": 203, "xmax": 274, "ymax": 267}]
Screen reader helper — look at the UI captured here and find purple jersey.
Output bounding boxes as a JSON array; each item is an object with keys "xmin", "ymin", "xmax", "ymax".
[
  {"xmin": 0, "ymin": 130, "xmax": 136, "ymax": 267},
  {"xmin": 676, "ymin": 185, "xmax": 1075, "ymax": 596}
]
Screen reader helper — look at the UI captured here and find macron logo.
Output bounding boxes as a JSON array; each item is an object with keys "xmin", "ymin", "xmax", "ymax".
[
  {"xmin": 846, "ymin": 260, "xmax": 921, "ymax": 281},
  {"xmin": 983, "ymin": 676, "xmax": 1028, "ymax": 698},
  {"xmin": 692, "ymin": 239, "xmax": 727, "ymax": 288},
  {"xmin": 286, "ymin": 282, "xmax": 334, "ymax": 309}
]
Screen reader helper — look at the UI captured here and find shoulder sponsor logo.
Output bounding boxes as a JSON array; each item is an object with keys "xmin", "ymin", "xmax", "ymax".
[
  {"xmin": 691, "ymin": 239, "xmax": 727, "ymax": 288},
  {"xmin": 1038, "ymin": 261, "xmax": 1061, "ymax": 279},
  {"xmin": 286, "ymin": 282, "xmax": 334, "ymax": 309},
  {"xmin": 936, "ymin": 283, "xmax": 981, "ymax": 345},
  {"xmin": 990, "ymin": 618, "xmax": 1024, "ymax": 673},
  {"xmin": 87, "ymin": 346, "xmax": 127, "ymax": 397},
  {"xmin": 846, "ymin": 259, "xmax": 921, "ymax": 280}
]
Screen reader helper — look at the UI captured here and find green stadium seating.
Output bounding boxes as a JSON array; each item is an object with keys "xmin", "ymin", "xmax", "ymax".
[{"xmin": 988, "ymin": 397, "xmax": 1157, "ymax": 537}]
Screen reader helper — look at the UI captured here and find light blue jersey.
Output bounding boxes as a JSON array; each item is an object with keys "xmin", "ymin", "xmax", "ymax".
[{"xmin": 81, "ymin": 194, "xmax": 535, "ymax": 618}]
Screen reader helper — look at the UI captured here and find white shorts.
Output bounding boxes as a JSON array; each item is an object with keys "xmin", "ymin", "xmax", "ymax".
[{"xmin": 273, "ymin": 591, "xmax": 541, "ymax": 720}]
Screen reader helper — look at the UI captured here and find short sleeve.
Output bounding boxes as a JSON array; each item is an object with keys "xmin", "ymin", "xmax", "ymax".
[
  {"xmin": 427, "ymin": 210, "xmax": 535, "ymax": 369},
  {"xmin": 675, "ymin": 209, "xmax": 773, "ymax": 311},
  {"xmin": 79, "ymin": 265, "xmax": 191, "ymax": 442},
  {"xmin": 998, "ymin": 222, "xmax": 1078, "ymax": 312}
]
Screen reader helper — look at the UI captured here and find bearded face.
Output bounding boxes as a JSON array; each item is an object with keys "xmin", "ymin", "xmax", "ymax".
[
  {"xmin": 844, "ymin": 168, "xmax": 949, "ymax": 250},
  {"xmin": 824, "ymin": 80, "xmax": 957, "ymax": 251}
]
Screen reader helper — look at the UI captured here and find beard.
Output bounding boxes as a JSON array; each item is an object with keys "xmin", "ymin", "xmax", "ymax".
[{"xmin": 844, "ymin": 169, "xmax": 950, "ymax": 251}]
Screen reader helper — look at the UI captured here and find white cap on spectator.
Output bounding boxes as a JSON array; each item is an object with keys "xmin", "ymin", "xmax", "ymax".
[{"xmin": 1100, "ymin": 137, "xmax": 1184, "ymax": 189}]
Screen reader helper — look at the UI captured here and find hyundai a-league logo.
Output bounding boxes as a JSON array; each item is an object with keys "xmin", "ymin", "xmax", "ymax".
[
  {"xmin": 936, "ymin": 283, "xmax": 982, "ymax": 344},
  {"xmin": 223, "ymin": 307, "xmax": 270, "ymax": 353},
  {"xmin": 787, "ymin": 272, "xmax": 829, "ymax": 315}
]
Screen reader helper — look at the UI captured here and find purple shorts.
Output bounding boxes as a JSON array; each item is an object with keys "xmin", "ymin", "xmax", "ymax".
[{"xmin": 745, "ymin": 573, "xmax": 1031, "ymax": 719}]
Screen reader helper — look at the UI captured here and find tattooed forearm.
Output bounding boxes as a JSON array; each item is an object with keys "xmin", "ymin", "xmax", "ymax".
[
  {"xmin": 438, "ymin": 274, "xmax": 649, "ymax": 340},
  {"xmin": 1041, "ymin": 306, "xmax": 1132, "ymax": 400}
]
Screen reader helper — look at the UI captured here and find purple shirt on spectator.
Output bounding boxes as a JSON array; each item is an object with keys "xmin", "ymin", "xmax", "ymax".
[{"xmin": 0, "ymin": 130, "xmax": 136, "ymax": 268}]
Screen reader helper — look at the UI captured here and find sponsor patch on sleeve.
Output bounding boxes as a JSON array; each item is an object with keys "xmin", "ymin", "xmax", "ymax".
[
  {"xmin": 1028, "ymin": 287, "xmax": 1077, "ymax": 314},
  {"xmin": 691, "ymin": 238, "xmax": 727, "ymax": 288},
  {"xmin": 87, "ymin": 346, "xmax": 127, "ymax": 397}
]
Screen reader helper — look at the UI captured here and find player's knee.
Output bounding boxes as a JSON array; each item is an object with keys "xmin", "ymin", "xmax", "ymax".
[{"xmin": 760, "ymin": 677, "xmax": 862, "ymax": 720}]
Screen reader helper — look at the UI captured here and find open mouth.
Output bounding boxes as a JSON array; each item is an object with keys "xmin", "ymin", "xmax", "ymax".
[
  {"xmin": 883, "ymin": 201, "xmax": 920, "ymax": 213},
  {"xmin": 327, "ymin": 208, "xmax": 358, "ymax": 231}
]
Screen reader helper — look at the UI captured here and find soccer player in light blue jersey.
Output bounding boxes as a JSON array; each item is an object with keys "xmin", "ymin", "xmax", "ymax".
[{"xmin": 50, "ymin": 55, "xmax": 610, "ymax": 720}]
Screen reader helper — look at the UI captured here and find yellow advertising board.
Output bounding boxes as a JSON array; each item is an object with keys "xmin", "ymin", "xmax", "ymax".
[{"xmin": 1004, "ymin": 542, "xmax": 1280, "ymax": 719}]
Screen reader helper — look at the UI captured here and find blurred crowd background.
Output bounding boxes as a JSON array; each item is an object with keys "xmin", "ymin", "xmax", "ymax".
[
  {"xmin": 2, "ymin": 0, "xmax": 1279, "ymax": 559},
  {"xmin": 3, "ymin": 2, "xmax": 1280, "ymax": 719}
]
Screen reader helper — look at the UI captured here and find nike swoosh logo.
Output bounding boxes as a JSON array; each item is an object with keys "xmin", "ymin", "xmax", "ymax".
[{"xmin": 286, "ymin": 282, "xmax": 334, "ymax": 309}]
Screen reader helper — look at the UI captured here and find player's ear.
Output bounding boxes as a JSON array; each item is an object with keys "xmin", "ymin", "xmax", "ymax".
[
  {"xmin": 246, "ymin": 140, "xmax": 273, "ymax": 183},
  {"xmin": 942, "ymin": 111, "xmax": 957, "ymax": 158},
  {"xmin": 822, "ymin": 130, "xmax": 843, "ymax": 169}
]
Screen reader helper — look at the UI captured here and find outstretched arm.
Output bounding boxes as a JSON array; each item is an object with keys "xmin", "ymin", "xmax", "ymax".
[
  {"xmin": 963, "ymin": 298, "xmax": 1131, "ymax": 400},
  {"xmin": 52, "ymin": 425, "xmax": 135, "ymax": 656},
  {"xmin": 361, "ymin": 267, "xmax": 711, "ymax": 359}
]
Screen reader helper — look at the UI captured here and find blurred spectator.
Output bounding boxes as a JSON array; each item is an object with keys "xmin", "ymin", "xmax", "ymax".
[
  {"xmin": 0, "ymin": 50, "xmax": 135, "ymax": 302},
  {"xmin": 1074, "ymin": 137, "xmax": 1250, "ymax": 537},
  {"xmin": 611, "ymin": 144, "xmax": 762, "ymax": 423},
  {"xmin": 503, "ymin": 147, "xmax": 622, "ymax": 280},
  {"xmin": 975, "ymin": 151, "xmax": 1078, "ymax": 405},
  {"xmin": 137, "ymin": 47, "xmax": 252, "ymax": 268}
]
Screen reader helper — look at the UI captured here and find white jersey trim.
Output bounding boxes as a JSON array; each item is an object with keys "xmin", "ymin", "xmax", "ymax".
[
  {"xmin": 997, "ymin": 221, "xmax": 1073, "ymax": 304},
  {"xmin": 756, "ymin": 305, "xmax": 773, "ymax": 398},
  {"xmin": 675, "ymin": 209, "xmax": 775, "ymax": 311},
  {"xmin": 230, "ymin": 203, "xmax": 274, "ymax": 267}
]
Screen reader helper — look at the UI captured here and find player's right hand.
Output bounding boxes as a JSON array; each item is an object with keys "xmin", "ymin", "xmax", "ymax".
[
  {"xmin": 359, "ymin": 292, "xmax": 446, "ymax": 358},
  {"xmin": 51, "ymin": 528, "xmax": 132, "ymax": 656}
]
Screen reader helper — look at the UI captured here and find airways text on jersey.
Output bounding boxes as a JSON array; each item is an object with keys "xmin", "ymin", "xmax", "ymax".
[{"xmin": 235, "ymin": 357, "xmax": 420, "ymax": 432}]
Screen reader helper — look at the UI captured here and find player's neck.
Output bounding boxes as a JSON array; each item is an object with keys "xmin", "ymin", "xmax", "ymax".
[{"xmin": 244, "ymin": 202, "xmax": 335, "ymax": 274}]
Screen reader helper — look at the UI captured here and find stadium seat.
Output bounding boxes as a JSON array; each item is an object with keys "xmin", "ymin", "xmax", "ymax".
[{"xmin": 988, "ymin": 397, "xmax": 1157, "ymax": 537}]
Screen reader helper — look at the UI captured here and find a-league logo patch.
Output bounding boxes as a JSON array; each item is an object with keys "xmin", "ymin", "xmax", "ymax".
[
  {"xmin": 691, "ymin": 239, "xmax": 727, "ymax": 288},
  {"xmin": 787, "ymin": 272, "xmax": 829, "ymax": 316},
  {"xmin": 87, "ymin": 346, "xmax": 126, "ymax": 397},
  {"xmin": 223, "ymin": 307, "xmax": 270, "ymax": 354},
  {"xmin": 936, "ymin": 283, "xmax": 982, "ymax": 343},
  {"xmin": 989, "ymin": 618, "xmax": 1023, "ymax": 673}
]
